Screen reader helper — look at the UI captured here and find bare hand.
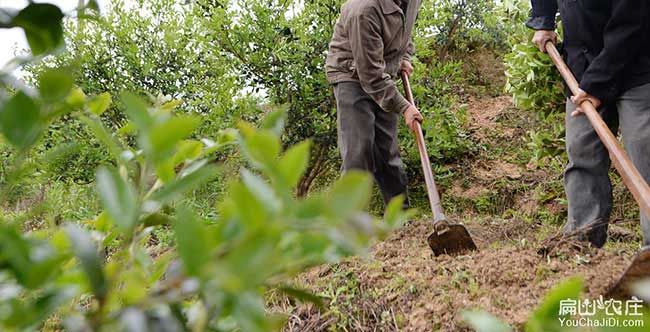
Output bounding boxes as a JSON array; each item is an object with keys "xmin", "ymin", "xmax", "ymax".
[
  {"xmin": 570, "ymin": 89, "xmax": 602, "ymax": 117},
  {"xmin": 532, "ymin": 30, "xmax": 557, "ymax": 53},
  {"xmin": 404, "ymin": 104, "xmax": 423, "ymax": 131},
  {"xmin": 400, "ymin": 60, "xmax": 413, "ymax": 77}
]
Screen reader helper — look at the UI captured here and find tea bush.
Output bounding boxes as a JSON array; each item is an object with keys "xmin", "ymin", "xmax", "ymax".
[
  {"xmin": 0, "ymin": 2, "xmax": 405, "ymax": 332},
  {"xmin": 500, "ymin": 0, "xmax": 566, "ymax": 165}
]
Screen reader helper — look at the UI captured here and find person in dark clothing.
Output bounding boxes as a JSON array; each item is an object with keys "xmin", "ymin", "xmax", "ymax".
[
  {"xmin": 527, "ymin": 0, "xmax": 650, "ymax": 247},
  {"xmin": 326, "ymin": 0, "xmax": 424, "ymax": 209}
]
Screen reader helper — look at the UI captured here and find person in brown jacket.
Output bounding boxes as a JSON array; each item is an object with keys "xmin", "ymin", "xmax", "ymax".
[{"xmin": 326, "ymin": 0, "xmax": 423, "ymax": 209}]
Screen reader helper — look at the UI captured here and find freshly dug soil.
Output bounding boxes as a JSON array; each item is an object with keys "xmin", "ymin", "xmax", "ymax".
[
  {"xmin": 272, "ymin": 94, "xmax": 642, "ymax": 332},
  {"xmin": 276, "ymin": 218, "xmax": 634, "ymax": 332}
]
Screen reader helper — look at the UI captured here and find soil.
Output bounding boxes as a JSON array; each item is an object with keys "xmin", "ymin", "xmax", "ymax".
[
  {"xmin": 272, "ymin": 95, "xmax": 642, "ymax": 331},
  {"xmin": 465, "ymin": 95, "xmax": 513, "ymax": 139},
  {"xmin": 277, "ymin": 218, "xmax": 634, "ymax": 332}
]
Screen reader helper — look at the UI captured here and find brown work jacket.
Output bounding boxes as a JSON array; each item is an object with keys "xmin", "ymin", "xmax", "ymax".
[{"xmin": 326, "ymin": 0, "xmax": 422, "ymax": 113}]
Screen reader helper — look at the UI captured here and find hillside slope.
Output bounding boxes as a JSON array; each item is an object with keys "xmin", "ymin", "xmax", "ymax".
[{"xmin": 272, "ymin": 95, "xmax": 642, "ymax": 332}]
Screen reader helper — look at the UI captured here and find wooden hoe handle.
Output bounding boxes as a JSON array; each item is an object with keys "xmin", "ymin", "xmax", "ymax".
[
  {"xmin": 545, "ymin": 41, "xmax": 650, "ymax": 219},
  {"xmin": 401, "ymin": 72, "xmax": 447, "ymax": 224}
]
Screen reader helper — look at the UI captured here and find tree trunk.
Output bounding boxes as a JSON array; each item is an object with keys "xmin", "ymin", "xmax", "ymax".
[{"xmin": 296, "ymin": 144, "xmax": 330, "ymax": 197}]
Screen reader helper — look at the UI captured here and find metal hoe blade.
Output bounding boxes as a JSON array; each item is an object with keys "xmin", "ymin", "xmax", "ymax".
[
  {"xmin": 606, "ymin": 247, "xmax": 650, "ymax": 300},
  {"xmin": 427, "ymin": 223, "xmax": 478, "ymax": 256}
]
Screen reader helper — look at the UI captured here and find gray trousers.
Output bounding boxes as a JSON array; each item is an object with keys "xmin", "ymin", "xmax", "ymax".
[
  {"xmin": 334, "ymin": 81, "xmax": 410, "ymax": 208},
  {"xmin": 564, "ymin": 83, "xmax": 650, "ymax": 247}
]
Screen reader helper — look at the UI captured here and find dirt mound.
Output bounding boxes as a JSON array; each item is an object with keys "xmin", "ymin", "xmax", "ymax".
[{"xmin": 277, "ymin": 219, "xmax": 632, "ymax": 332}]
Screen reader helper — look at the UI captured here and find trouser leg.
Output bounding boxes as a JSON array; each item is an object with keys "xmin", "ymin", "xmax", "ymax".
[
  {"xmin": 563, "ymin": 99, "xmax": 618, "ymax": 247},
  {"xmin": 373, "ymin": 104, "xmax": 410, "ymax": 209},
  {"xmin": 617, "ymin": 83, "xmax": 650, "ymax": 247},
  {"xmin": 335, "ymin": 82, "xmax": 376, "ymax": 173},
  {"xmin": 334, "ymin": 81, "xmax": 409, "ymax": 209}
]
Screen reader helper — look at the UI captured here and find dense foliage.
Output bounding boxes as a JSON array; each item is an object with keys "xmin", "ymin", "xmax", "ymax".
[
  {"xmin": 195, "ymin": 0, "xmax": 343, "ymax": 196},
  {"xmin": 502, "ymin": 0, "xmax": 564, "ymax": 114},
  {"xmin": 3, "ymin": 0, "xmax": 643, "ymax": 332},
  {"xmin": 501, "ymin": 0, "xmax": 566, "ymax": 166},
  {"xmin": 0, "ymin": 2, "xmax": 403, "ymax": 331},
  {"xmin": 24, "ymin": 0, "xmax": 257, "ymax": 183}
]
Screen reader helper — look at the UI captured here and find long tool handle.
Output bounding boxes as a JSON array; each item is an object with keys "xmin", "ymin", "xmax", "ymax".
[
  {"xmin": 545, "ymin": 41, "xmax": 650, "ymax": 218},
  {"xmin": 401, "ymin": 72, "xmax": 447, "ymax": 223}
]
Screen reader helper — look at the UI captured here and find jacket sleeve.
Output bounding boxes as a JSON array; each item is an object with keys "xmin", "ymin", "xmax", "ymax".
[
  {"xmin": 525, "ymin": 0, "xmax": 557, "ymax": 31},
  {"xmin": 580, "ymin": 0, "xmax": 648, "ymax": 103},
  {"xmin": 348, "ymin": 10, "xmax": 411, "ymax": 114},
  {"xmin": 403, "ymin": 40, "xmax": 415, "ymax": 61}
]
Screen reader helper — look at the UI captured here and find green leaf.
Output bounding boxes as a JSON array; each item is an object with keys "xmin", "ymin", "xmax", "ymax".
[
  {"xmin": 150, "ymin": 163, "xmax": 219, "ymax": 204},
  {"xmin": 96, "ymin": 167, "xmax": 139, "ymax": 233},
  {"xmin": 10, "ymin": 4, "xmax": 64, "ymax": 56},
  {"xmin": 65, "ymin": 87, "xmax": 86, "ymax": 108},
  {"xmin": 155, "ymin": 159, "xmax": 176, "ymax": 183},
  {"xmin": 148, "ymin": 250, "xmax": 173, "ymax": 283},
  {"xmin": 0, "ymin": 225, "xmax": 33, "ymax": 286},
  {"xmin": 94, "ymin": 212, "xmax": 112, "ymax": 233},
  {"xmin": 260, "ymin": 108, "xmax": 286, "ymax": 136},
  {"xmin": 88, "ymin": 92, "xmax": 111, "ymax": 115},
  {"xmin": 241, "ymin": 169, "xmax": 281, "ymax": 213},
  {"xmin": 241, "ymin": 130, "xmax": 281, "ymax": 169},
  {"xmin": 160, "ymin": 99, "xmax": 182, "ymax": 112},
  {"xmin": 462, "ymin": 311, "xmax": 512, "ymax": 332},
  {"xmin": 202, "ymin": 129, "xmax": 238, "ymax": 155},
  {"xmin": 327, "ymin": 171, "xmax": 372, "ymax": 219},
  {"xmin": 0, "ymin": 91, "xmax": 43, "ymax": 151},
  {"xmin": 79, "ymin": 115, "xmax": 122, "ymax": 161},
  {"xmin": 39, "ymin": 68, "xmax": 73, "ymax": 103},
  {"xmin": 384, "ymin": 195, "xmax": 407, "ymax": 227},
  {"xmin": 64, "ymin": 225, "xmax": 108, "ymax": 300},
  {"xmin": 141, "ymin": 213, "xmax": 172, "ymax": 228},
  {"xmin": 121, "ymin": 93, "xmax": 153, "ymax": 132},
  {"xmin": 118, "ymin": 122, "xmax": 137, "ymax": 135},
  {"xmin": 148, "ymin": 115, "xmax": 200, "ymax": 160},
  {"xmin": 173, "ymin": 140, "xmax": 203, "ymax": 165},
  {"xmin": 173, "ymin": 209, "xmax": 213, "ymax": 277},
  {"xmin": 227, "ymin": 185, "xmax": 265, "ymax": 230},
  {"xmin": 295, "ymin": 195, "xmax": 327, "ymax": 220},
  {"xmin": 525, "ymin": 277, "xmax": 583, "ymax": 332},
  {"xmin": 278, "ymin": 140, "xmax": 311, "ymax": 188}
]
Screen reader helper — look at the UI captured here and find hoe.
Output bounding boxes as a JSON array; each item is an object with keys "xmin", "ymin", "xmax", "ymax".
[
  {"xmin": 545, "ymin": 41, "xmax": 650, "ymax": 299},
  {"xmin": 401, "ymin": 71, "xmax": 478, "ymax": 256}
]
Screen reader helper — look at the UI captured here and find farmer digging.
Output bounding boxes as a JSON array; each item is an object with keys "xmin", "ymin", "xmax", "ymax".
[
  {"xmin": 326, "ymin": 0, "xmax": 423, "ymax": 209},
  {"xmin": 528, "ymin": 0, "xmax": 650, "ymax": 248}
]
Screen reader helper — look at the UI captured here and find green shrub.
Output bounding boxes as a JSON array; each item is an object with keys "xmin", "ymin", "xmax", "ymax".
[
  {"xmin": 41, "ymin": 116, "xmax": 113, "ymax": 183},
  {"xmin": 500, "ymin": 0, "xmax": 566, "ymax": 165},
  {"xmin": 504, "ymin": 43, "xmax": 565, "ymax": 115},
  {"xmin": 402, "ymin": 60, "xmax": 474, "ymax": 167},
  {"xmin": 0, "ymin": 3, "xmax": 405, "ymax": 332}
]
